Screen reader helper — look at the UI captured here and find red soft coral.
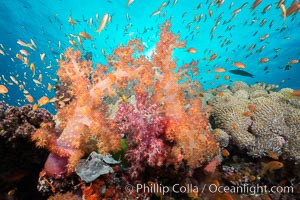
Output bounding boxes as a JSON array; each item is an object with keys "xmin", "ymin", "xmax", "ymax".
[{"xmin": 115, "ymin": 90, "xmax": 170, "ymax": 179}]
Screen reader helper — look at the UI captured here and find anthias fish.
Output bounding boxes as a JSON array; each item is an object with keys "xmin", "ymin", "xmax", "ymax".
[{"xmin": 229, "ymin": 69, "xmax": 254, "ymax": 78}]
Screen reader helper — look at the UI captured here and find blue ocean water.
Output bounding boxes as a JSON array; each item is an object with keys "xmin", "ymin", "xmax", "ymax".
[{"xmin": 0, "ymin": 0, "xmax": 299, "ymax": 113}]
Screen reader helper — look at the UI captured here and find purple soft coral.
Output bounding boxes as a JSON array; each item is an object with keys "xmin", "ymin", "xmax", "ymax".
[{"xmin": 115, "ymin": 91, "xmax": 170, "ymax": 179}]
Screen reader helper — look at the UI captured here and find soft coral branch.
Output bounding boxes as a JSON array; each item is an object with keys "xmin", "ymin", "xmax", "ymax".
[{"xmin": 152, "ymin": 21, "xmax": 219, "ymax": 168}]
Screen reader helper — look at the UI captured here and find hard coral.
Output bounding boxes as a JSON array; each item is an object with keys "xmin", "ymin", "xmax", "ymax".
[
  {"xmin": 0, "ymin": 103, "xmax": 53, "ymax": 139},
  {"xmin": 212, "ymin": 95, "xmax": 255, "ymax": 149},
  {"xmin": 210, "ymin": 83, "xmax": 300, "ymax": 162}
]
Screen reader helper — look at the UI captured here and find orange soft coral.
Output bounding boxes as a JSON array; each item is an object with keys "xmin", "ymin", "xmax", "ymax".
[
  {"xmin": 152, "ymin": 21, "xmax": 219, "ymax": 168},
  {"xmin": 42, "ymin": 48, "xmax": 125, "ymax": 175}
]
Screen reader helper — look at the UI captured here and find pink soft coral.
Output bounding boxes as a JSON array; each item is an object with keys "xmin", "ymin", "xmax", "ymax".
[{"xmin": 115, "ymin": 89, "xmax": 170, "ymax": 179}]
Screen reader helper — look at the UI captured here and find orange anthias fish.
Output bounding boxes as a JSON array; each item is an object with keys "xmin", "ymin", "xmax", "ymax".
[
  {"xmin": 0, "ymin": 85, "xmax": 8, "ymax": 94},
  {"xmin": 151, "ymin": 10, "xmax": 161, "ymax": 17},
  {"xmin": 17, "ymin": 39, "xmax": 35, "ymax": 50},
  {"xmin": 224, "ymin": 75, "xmax": 230, "ymax": 80},
  {"xmin": 0, "ymin": 49, "xmax": 5, "ymax": 56},
  {"xmin": 96, "ymin": 13, "xmax": 109, "ymax": 34},
  {"xmin": 20, "ymin": 49, "xmax": 29, "ymax": 56},
  {"xmin": 127, "ymin": 0, "xmax": 134, "ymax": 7},
  {"xmin": 69, "ymin": 39, "xmax": 78, "ymax": 47},
  {"xmin": 221, "ymin": 149, "xmax": 230, "ymax": 158},
  {"xmin": 260, "ymin": 34, "xmax": 269, "ymax": 41},
  {"xmin": 259, "ymin": 58, "xmax": 269, "ymax": 63},
  {"xmin": 248, "ymin": 104, "xmax": 256, "ymax": 111},
  {"xmin": 266, "ymin": 151, "xmax": 279, "ymax": 160},
  {"xmin": 16, "ymin": 53, "xmax": 24, "ymax": 61},
  {"xmin": 187, "ymin": 47, "xmax": 197, "ymax": 53},
  {"xmin": 259, "ymin": 161, "xmax": 284, "ymax": 176},
  {"xmin": 38, "ymin": 96, "xmax": 49, "ymax": 107},
  {"xmin": 121, "ymin": 94, "xmax": 129, "ymax": 104},
  {"xmin": 47, "ymin": 83, "xmax": 53, "ymax": 91},
  {"xmin": 68, "ymin": 16, "xmax": 76, "ymax": 27},
  {"xmin": 251, "ymin": 0, "xmax": 262, "ymax": 10},
  {"xmin": 40, "ymin": 53, "xmax": 46, "ymax": 63},
  {"xmin": 291, "ymin": 89, "xmax": 300, "ymax": 96},
  {"xmin": 214, "ymin": 68, "xmax": 226, "ymax": 73},
  {"xmin": 262, "ymin": 4, "xmax": 272, "ymax": 14},
  {"xmin": 288, "ymin": 59, "xmax": 299, "ymax": 64},
  {"xmin": 79, "ymin": 32, "xmax": 92, "ymax": 40},
  {"xmin": 23, "ymin": 57, "xmax": 29, "ymax": 66},
  {"xmin": 30, "ymin": 63, "xmax": 35, "ymax": 76},
  {"xmin": 25, "ymin": 95, "xmax": 34, "ymax": 103},
  {"xmin": 242, "ymin": 111, "xmax": 253, "ymax": 117},
  {"xmin": 232, "ymin": 62, "xmax": 246, "ymax": 68},
  {"xmin": 210, "ymin": 53, "xmax": 217, "ymax": 61},
  {"xmin": 33, "ymin": 104, "xmax": 38, "ymax": 110}
]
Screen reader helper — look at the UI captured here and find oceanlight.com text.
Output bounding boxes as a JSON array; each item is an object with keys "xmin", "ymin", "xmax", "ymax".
[{"xmin": 208, "ymin": 183, "xmax": 294, "ymax": 195}]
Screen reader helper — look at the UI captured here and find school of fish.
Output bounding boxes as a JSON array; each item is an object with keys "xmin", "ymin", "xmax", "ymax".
[{"xmin": 0, "ymin": 0, "xmax": 299, "ymax": 108}]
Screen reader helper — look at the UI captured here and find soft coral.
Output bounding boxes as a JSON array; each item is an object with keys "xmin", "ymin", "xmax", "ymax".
[{"xmin": 115, "ymin": 90, "xmax": 170, "ymax": 179}]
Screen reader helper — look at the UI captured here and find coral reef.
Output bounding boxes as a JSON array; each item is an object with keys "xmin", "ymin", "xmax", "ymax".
[
  {"xmin": 31, "ymin": 20, "xmax": 219, "ymax": 181},
  {"xmin": 5, "ymin": 17, "xmax": 300, "ymax": 199}
]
